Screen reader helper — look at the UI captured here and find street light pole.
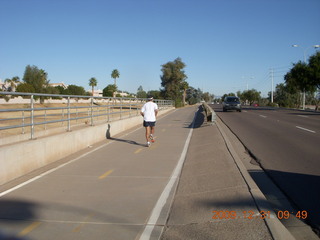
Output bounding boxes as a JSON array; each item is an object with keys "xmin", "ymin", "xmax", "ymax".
[
  {"xmin": 242, "ymin": 75, "xmax": 254, "ymax": 91},
  {"xmin": 292, "ymin": 44, "xmax": 320, "ymax": 110}
]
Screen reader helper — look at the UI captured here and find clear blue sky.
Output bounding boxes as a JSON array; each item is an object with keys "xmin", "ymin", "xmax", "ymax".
[{"xmin": 1, "ymin": 0, "xmax": 320, "ymax": 97}]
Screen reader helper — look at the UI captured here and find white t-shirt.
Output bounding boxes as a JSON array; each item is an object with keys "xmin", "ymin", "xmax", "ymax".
[{"xmin": 141, "ymin": 101, "xmax": 158, "ymax": 122}]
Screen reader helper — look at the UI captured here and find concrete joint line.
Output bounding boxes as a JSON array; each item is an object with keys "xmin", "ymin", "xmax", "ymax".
[{"xmin": 215, "ymin": 119, "xmax": 296, "ymax": 240}]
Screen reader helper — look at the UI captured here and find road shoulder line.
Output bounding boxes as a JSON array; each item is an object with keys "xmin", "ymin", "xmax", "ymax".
[{"xmin": 138, "ymin": 109, "xmax": 197, "ymax": 240}]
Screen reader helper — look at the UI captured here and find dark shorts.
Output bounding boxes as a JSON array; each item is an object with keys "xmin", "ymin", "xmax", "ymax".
[{"xmin": 143, "ymin": 121, "xmax": 156, "ymax": 127}]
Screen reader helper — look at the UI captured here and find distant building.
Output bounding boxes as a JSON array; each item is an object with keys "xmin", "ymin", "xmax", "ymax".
[
  {"xmin": 0, "ymin": 79, "xmax": 6, "ymax": 91},
  {"xmin": 89, "ymin": 89, "xmax": 103, "ymax": 97},
  {"xmin": 0, "ymin": 79, "xmax": 13, "ymax": 91},
  {"xmin": 49, "ymin": 82, "xmax": 68, "ymax": 89},
  {"xmin": 117, "ymin": 91, "xmax": 130, "ymax": 97}
]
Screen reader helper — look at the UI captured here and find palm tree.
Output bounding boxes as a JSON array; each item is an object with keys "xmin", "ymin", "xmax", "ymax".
[
  {"xmin": 89, "ymin": 77, "xmax": 97, "ymax": 96},
  {"xmin": 111, "ymin": 69, "xmax": 120, "ymax": 87},
  {"xmin": 4, "ymin": 76, "xmax": 20, "ymax": 91},
  {"xmin": 181, "ymin": 81, "xmax": 189, "ymax": 105}
]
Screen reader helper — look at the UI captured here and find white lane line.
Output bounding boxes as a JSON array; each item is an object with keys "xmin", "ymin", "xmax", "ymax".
[
  {"xmin": 259, "ymin": 115, "xmax": 267, "ymax": 118},
  {"xmin": 296, "ymin": 126, "xmax": 316, "ymax": 133},
  {"xmin": 0, "ymin": 143, "xmax": 109, "ymax": 198},
  {"xmin": 297, "ymin": 115, "xmax": 308, "ymax": 118},
  {"xmin": 139, "ymin": 111, "xmax": 196, "ymax": 240}
]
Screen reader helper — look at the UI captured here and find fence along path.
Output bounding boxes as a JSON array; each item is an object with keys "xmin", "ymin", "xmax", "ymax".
[{"xmin": 0, "ymin": 91, "xmax": 173, "ymax": 146}]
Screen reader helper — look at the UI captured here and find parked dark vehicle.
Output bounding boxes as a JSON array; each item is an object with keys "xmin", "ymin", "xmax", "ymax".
[{"xmin": 223, "ymin": 96, "xmax": 242, "ymax": 112}]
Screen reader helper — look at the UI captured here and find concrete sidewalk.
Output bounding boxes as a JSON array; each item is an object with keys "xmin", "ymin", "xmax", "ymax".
[
  {"xmin": 0, "ymin": 105, "xmax": 295, "ymax": 240},
  {"xmin": 160, "ymin": 106, "xmax": 295, "ymax": 240}
]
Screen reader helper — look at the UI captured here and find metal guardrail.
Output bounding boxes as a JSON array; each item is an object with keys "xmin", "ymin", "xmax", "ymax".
[
  {"xmin": 0, "ymin": 91, "xmax": 174, "ymax": 141},
  {"xmin": 202, "ymin": 102, "xmax": 216, "ymax": 123}
]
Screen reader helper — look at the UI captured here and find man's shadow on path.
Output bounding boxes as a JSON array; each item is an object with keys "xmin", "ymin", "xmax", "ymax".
[{"xmin": 105, "ymin": 124, "xmax": 146, "ymax": 147}]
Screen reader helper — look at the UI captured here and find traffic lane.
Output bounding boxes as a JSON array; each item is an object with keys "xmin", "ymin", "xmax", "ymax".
[
  {"xmin": 213, "ymin": 107, "xmax": 320, "ymax": 231},
  {"xmin": 240, "ymin": 107, "xmax": 320, "ymax": 133},
  {"xmin": 0, "ymin": 106, "xmax": 198, "ymax": 240},
  {"xmin": 214, "ymin": 107, "xmax": 320, "ymax": 174},
  {"xmin": 239, "ymin": 108, "xmax": 319, "ymax": 146}
]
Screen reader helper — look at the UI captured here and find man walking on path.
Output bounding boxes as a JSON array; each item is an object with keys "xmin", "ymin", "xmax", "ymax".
[{"xmin": 140, "ymin": 96, "xmax": 158, "ymax": 147}]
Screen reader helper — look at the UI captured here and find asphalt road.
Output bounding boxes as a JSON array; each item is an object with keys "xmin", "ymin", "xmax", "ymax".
[{"xmin": 210, "ymin": 104, "xmax": 320, "ymax": 234}]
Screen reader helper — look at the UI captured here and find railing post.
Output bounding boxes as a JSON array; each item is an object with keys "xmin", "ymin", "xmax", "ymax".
[
  {"xmin": 120, "ymin": 98, "xmax": 123, "ymax": 120},
  {"xmin": 61, "ymin": 108, "xmax": 64, "ymax": 126},
  {"xmin": 105, "ymin": 103, "xmax": 108, "ymax": 122},
  {"xmin": 22, "ymin": 111, "xmax": 25, "ymax": 134},
  {"xmin": 129, "ymin": 98, "xmax": 131, "ymax": 118},
  {"xmin": 76, "ymin": 105, "xmax": 78, "ymax": 123},
  {"xmin": 67, "ymin": 96, "xmax": 71, "ymax": 131},
  {"xmin": 108, "ymin": 98, "xmax": 110, "ymax": 122},
  {"xmin": 90, "ymin": 97, "xmax": 94, "ymax": 126},
  {"xmin": 30, "ymin": 95, "xmax": 35, "ymax": 139},
  {"xmin": 44, "ymin": 109, "xmax": 47, "ymax": 130}
]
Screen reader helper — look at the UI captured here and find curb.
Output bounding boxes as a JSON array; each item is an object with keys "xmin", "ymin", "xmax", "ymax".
[{"xmin": 215, "ymin": 117, "xmax": 296, "ymax": 240}]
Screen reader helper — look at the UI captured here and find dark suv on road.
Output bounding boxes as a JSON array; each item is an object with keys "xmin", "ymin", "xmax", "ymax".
[{"xmin": 223, "ymin": 96, "xmax": 242, "ymax": 112}]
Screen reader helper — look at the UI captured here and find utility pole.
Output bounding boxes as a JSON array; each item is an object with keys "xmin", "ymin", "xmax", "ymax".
[
  {"xmin": 270, "ymin": 68, "xmax": 274, "ymax": 103},
  {"xmin": 271, "ymin": 68, "xmax": 274, "ymax": 103}
]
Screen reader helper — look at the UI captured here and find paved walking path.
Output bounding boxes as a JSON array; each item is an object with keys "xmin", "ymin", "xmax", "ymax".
[{"xmin": 0, "ymin": 105, "xmax": 295, "ymax": 239}]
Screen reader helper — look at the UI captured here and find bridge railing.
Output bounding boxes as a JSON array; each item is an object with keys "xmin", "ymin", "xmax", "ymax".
[{"xmin": 0, "ymin": 92, "xmax": 174, "ymax": 143}]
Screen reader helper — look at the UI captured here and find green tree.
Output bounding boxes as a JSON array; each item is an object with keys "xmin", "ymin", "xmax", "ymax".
[
  {"xmin": 285, "ymin": 61, "xmax": 316, "ymax": 93},
  {"xmin": 274, "ymin": 83, "xmax": 300, "ymax": 108},
  {"xmin": 202, "ymin": 92, "xmax": 214, "ymax": 103},
  {"xmin": 23, "ymin": 65, "xmax": 49, "ymax": 93},
  {"xmin": 67, "ymin": 85, "xmax": 86, "ymax": 96},
  {"xmin": 221, "ymin": 93, "xmax": 235, "ymax": 102},
  {"xmin": 147, "ymin": 90, "xmax": 162, "ymax": 99},
  {"xmin": 160, "ymin": 57, "xmax": 188, "ymax": 106},
  {"xmin": 89, "ymin": 77, "xmax": 97, "ymax": 96},
  {"xmin": 4, "ymin": 76, "xmax": 20, "ymax": 91},
  {"xmin": 54, "ymin": 86, "xmax": 65, "ymax": 95},
  {"xmin": 111, "ymin": 69, "xmax": 120, "ymax": 87},
  {"xmin": 44, "ymin": 86, "xmax": 60, "ymax": 95},
  {"xmin": 242, "ymin": 89, "xmax": 261, "ymax": 105},
  {"xmin": 137, "ymin": 86, "xmax": 147, "ymax": 99},
  {"xmin": 16, "ymin": 83, "xmax": 35, "ymax": 94},
  {"xmin": 181, "ymin": 81, "xmax": 189, "ymax": 105},
  {"xmin": 284, "ymin": 52, "xmax": 320, "ymax": 109},
  {"xmin": 308, "ymin": 52, "xmax": 320, "ymax": 90},
  {"xmin": 186, "ymin": 87, "xmax": 202, "ymax": 105},
  {"xmin": 103, "ymin": 84, "xmax": 117, "ymax": 97},
  {"xmin": 236, "ymin": 91, "xmax": 243, "ymax": 99}
]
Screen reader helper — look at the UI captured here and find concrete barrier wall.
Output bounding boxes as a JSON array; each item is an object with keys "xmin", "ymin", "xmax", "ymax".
[{"xmin": 0, "ymin": 108, "xmax": 174, "ymax": 185}]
